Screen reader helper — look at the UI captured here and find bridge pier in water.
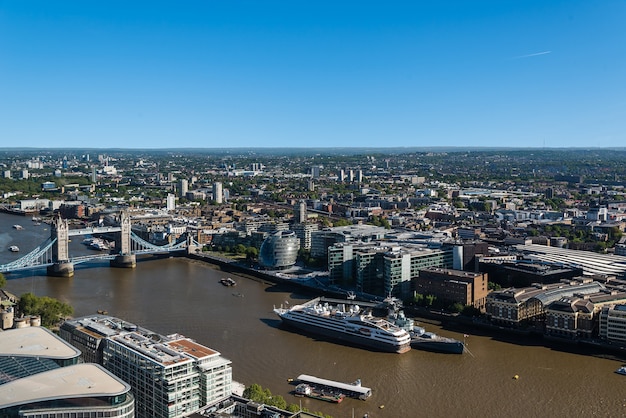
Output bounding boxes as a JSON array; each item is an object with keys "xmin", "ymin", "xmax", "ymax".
[
  {"xmin": 110, "ymin": 254, "xmax": 136, "ymax": 268},
  {"xmin": 47, "ymin": 262, "xmax": 74, "ymax": 277}
]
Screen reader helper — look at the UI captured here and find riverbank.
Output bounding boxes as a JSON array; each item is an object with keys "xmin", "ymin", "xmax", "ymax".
[{"xmin": 187, "ymin": 251, "xmax": 626, "ymax": 361}]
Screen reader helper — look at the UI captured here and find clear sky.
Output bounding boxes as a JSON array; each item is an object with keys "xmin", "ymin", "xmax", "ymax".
[{"xmin": 1, "ymin": 1, "xmax": 625, "ymax": 149}]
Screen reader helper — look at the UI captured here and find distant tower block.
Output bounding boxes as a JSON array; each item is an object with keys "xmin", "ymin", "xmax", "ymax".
[
  {"xmin": 213, "ymin": 182, "xmax": 223, "ymax": 204},
  {"xmin": 294, "ymin": 200, "xmax": 307, "ymax": 223},
  {"xmin": 180, "ymin": 179, "xmax": 189, "ymax": 197}
]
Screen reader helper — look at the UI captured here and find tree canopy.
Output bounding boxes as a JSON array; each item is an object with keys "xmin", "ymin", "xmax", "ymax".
[{"xmin": 18, "ymin": 292, "xmax": 73, "ymax": 328}]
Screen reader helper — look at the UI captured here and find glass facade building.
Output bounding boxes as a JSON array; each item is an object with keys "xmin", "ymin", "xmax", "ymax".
[{"xmin": 259, "ymin": 230, "xmax": 299, "ymax": 269}]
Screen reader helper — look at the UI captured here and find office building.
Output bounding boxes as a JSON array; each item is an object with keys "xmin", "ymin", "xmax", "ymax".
[
  {"xmin": 414, "ymin": 267, "xmax": 489, "ymax": 311},
  {"xmin": 328, "ymin": 242, "xmax": 454, "ymax": 297},
  {"xmin": 311, "ymin": 225, "xmax": 388, "ymax": 259},
  {"xmin": 293, "ymin": 222, "xmax": 319, "ymax": 250}
]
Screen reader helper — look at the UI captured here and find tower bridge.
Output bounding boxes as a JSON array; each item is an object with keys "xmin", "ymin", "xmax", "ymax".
[{"xmin": 1, "ymin": 211, "xmax": 200, "ymax": 277}]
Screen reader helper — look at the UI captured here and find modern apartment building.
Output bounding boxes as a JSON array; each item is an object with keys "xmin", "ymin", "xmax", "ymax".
[{"xmin": 60, "ymin": 315, "xmax": 232, "ymax": 418}]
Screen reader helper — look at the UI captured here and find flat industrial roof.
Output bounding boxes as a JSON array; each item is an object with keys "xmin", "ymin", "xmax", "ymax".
[
  {"xmin": 515, "ymin": 244, "xmax": 626, "ymax": 276},
  {"xmin": 0, "ymin": 327, "xmax": 81, "ymax": 359},
  {"xmin": 0, "ymin": 363, "xmax": 131, "ymax": 409}
]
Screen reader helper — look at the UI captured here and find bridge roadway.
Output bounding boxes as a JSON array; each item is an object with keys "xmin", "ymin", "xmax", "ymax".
[{"xmin": 67, "ymin": 226, "xmax": 122, "ymax": 236}]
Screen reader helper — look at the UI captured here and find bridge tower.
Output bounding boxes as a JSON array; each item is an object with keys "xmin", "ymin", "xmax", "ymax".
[
  {"xmin": 110, "ymin": 210, "xmax": 136, "ymax": 268},
  {"xmin": 47, "ymin": 215, "xmax": 74, "ymax": 277}
]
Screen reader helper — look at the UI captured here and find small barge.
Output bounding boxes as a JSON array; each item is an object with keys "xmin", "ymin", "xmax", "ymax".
[
  {"xmin": 296, "ymin": 374, "xmax": 371, "ymax": 400},
  {"xmin": 294, "ymin": 383, "xmax": 345, "ymax": 403}
]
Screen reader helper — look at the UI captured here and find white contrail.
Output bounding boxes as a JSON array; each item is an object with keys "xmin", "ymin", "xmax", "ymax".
[{"xmin": 513, "ymin": 50, "xmax": 552, "ymax": 59}]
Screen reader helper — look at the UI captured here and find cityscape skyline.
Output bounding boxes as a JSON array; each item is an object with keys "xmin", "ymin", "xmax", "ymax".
[{"xmin": 1, "ymin": 1, "xmax": 625, "ymax": 149}]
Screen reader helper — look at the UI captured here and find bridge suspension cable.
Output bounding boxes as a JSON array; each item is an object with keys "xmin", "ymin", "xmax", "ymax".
[
  {"xmin": 0, "ymin": 237, "xmax": 57, "ymax": 273},
  {"xmin": 129, "ymin": 231, "xmax": 191, "ymax": 254}
]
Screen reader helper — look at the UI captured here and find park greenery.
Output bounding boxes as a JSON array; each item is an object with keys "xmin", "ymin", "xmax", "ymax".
[
  {"xmin": 17, "ymin": 292, "xmax": 74, "ymax": 328},
  {"xmin": 406, "ymin": 292, "xmax": 480, "ymax": 317}
]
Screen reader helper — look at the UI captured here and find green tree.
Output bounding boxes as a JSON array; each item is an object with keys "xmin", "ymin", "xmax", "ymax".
[
  {"xmin": 488, "ymin": 282, "xmax": 501, "ymax": 291},
  {"xmin": 412, "ymin": 292, "xmax": 424, "ymax": 306},
  {"xmin": 424, "ymin": 294, "xmax": 437, "ymax": 307},
  {"xmin": 18, "ymin": 293, "xmax": 73, "ymax": 328},
  {"xmin": 449, "ymin": 302, "xmax": 464, "ymax": 313},
  {"xmin": 245, "ymin": 246, "xmax": 259, "ymax": 261},
  {"xmin": 242, "ymin": 384, "xmax": 288, "ymax": 410},
  {"xmin": 333, "ymin": 218, "xmax": 352, "ymax": 227},
  {"xmin": 0, "ymin": 273, "xmax": 6, "ymax": 289}
]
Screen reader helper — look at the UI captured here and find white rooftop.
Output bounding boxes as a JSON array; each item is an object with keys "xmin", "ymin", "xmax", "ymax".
[
  {"xmin": 0, "ymin": 363, "xmax": 131, "ymax": 409},
  {"xmin": 0, "ymin": 327, "xmax": 81, "ymax": 360}
]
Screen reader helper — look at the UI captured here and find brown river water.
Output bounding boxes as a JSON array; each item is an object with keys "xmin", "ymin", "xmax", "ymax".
[{"xmin": 2, "ymin": 212, "xmax": 626, "ymax": 418}]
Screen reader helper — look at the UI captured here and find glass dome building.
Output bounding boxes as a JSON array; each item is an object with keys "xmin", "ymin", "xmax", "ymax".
[{"xmin": 259, "ymin": 230, "xmax": 300, "ymax": 269}]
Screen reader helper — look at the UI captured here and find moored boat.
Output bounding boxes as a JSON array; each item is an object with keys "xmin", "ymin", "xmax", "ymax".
[
  {"xmin": 296, "ymin": 374, "xmax": 371, "ymax": 400},
  {"xmin": 220, "ymin": 277, "xmax": 237, "ymax": 286},
  {"xmin": 615, "ymin": 366, "xmax": 626, "ymax": 376},
  {"xmin": 384, "ymin": 297, "xmax": 465, "ymax": 354},
  {"xmin": 294, "ymin": 383, "xmax": 345, "ymax": 403},
  {"xmin": 12, "ymin": 224, "xmax": 23, "ymax": 230},
  {"xmin": 273, "ymin": 297, "xmax": 411, "ymax": 353},
  {"xmin": 410, "ymin": 329, "xmax": 465, "ymax": 354},
  {"xmin": 9, "ymin": 245, "xmax": 19, "ymax": 252},
  {"xmin": 88, "ymin": 239, "xmax": 110, "ymax": 251}
]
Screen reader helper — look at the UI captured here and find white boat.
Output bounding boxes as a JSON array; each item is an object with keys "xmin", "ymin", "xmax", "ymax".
[
  {"xmin": 384, "ymin": 297, "xmax": 465, "ymax": 354},
  {"xmin": 9, "ymin": 246, "xmax": 19, "ymax": 252},
  {"xmin": 12, "ymin": 225, "xmax": 23, "ymax": 230},
  {"xmin": 274, "ymin": 297, "xmax": 411, "ymax": 353},
  {"xmin": 84, "ymin": 237, "xmax": 109, "ymax": 251},
  {"xmin": 615, "ymin": 366, "xmax": 626, "ymax": 376}
]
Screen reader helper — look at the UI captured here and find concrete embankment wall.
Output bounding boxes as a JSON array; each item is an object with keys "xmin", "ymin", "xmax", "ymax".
[{"xmin": 186, "ymin": 253, "xmax": 287, "ymax": 285}]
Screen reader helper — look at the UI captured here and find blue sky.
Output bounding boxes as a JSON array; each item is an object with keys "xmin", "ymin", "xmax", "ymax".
[{"xmin": 1, "ymin": 1, "xmax": 625, "ymax": 149}]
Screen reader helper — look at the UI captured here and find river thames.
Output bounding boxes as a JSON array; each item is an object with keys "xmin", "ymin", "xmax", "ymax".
[{"xmin": 2, "ymin": 212, "xmax": 626, "ymax": 417}]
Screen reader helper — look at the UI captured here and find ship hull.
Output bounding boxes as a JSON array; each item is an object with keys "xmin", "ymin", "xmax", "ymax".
[
  {"xmin": 278, "ymin": 315, "xmax": 410, "ymax": 354},
  {"xmin": 410, "ymin": 338, "xmax": 464, "ymax": 354}
]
